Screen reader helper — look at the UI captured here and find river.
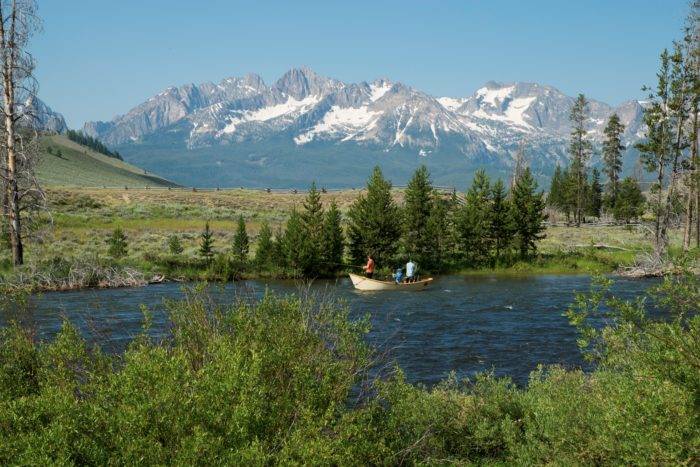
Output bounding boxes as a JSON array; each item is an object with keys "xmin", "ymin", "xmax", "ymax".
[{"xmin": 2, "ymin": 275, "xmax": 657, "ymax": 386}]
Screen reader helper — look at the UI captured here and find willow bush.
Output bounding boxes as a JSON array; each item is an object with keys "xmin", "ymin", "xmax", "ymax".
[{"xmin": 0, "ymin": 273, "xmax": 697, "ymax": 464}]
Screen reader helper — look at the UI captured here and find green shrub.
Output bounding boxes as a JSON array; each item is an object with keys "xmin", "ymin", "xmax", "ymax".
[
  {"xmin": 0, "ymin": 272, "xmax": 697, "ymax": 463},
  {"xmin": 107, "ymin": 227, "xmax": 128, "ymax": 259}
]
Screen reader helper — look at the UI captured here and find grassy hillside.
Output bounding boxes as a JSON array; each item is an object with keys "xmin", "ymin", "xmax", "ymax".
[{"xmin": 37, "ymin": 135, "xmax": 178, "ymax": 188}]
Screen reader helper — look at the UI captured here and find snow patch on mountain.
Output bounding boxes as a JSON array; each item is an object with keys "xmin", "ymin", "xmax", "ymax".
[
  {"xmin": 294, "ymin": 105, "xmax": 381, "ymax": 144},
  {"xmin": 437, "ymin": 97, "xmax": 466, "ymax": 111},
  {"xmin": 475, "ymin": 85, "xmax": 515, "ymax": 107},
  {"xmin": 221, "ymin": 94, "xmax": 320, "ymax": 134},
  {"xmin": 369, "ymin": 81, "xmax": 392, "ymax": 102}
]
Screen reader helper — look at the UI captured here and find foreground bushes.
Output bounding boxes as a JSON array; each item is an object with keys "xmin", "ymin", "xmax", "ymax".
[{"xmin": 0, "ymin": 274, "xmax": 698, "ymax": 464}]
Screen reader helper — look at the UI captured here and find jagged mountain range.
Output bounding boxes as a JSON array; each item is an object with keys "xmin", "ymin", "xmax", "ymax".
[
  {"xmin": 14, "ymin": 96, "xmax": 68, "ymax": 134},
  {"xmin": 78, "ymin": 67, "xmax": 645, "ymax": 188}
]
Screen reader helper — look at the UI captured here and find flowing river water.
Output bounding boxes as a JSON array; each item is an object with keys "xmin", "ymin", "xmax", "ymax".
[{"xmin": 3, "ymin": 275, "xmax": 657, "ymax": 386}]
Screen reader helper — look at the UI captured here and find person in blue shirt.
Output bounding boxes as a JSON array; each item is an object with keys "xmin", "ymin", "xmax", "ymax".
[
  {"xmin": 392, "ymin": 267, "xmax": 403, "ymax": 284},
  {"xmin": 405, "ymin": 259, "xmax": 417, "ymax": 282}
]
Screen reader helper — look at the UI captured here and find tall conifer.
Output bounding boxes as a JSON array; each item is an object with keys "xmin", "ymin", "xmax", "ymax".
[
  {"xmin": 510, "ymin": 168, "xmax": 547, "ymax": 258},
  {"xmin": 347, "ymin": 166, "xmax": 401, "ymax": 266},
  {"xmin": 568, "ymin": 94, "xmax": 593, "ymax": 226},
  {"xmin": 602, "ymin": 113, "xmax": 625, "ymax": 208}
]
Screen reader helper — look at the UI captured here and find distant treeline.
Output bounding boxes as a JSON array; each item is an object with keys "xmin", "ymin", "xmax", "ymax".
[{"xmin": 66, "ymin": 130, "xmax": 122, "ymax": 160}]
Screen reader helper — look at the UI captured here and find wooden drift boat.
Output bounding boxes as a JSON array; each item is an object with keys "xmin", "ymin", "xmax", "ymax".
[{"xmin": 349, "ymin": 273, "xmax": 433, "ymax": 291}]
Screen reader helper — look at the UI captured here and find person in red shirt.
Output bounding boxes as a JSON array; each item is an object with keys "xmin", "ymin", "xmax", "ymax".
[{"xmin": 363, "ymin": 255, "xmax": 375, "ymax": 278}]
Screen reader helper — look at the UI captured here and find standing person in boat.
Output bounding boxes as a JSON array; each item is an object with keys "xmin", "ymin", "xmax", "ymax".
[
  {"xmin": 363, "ymin": 254, "xmax": 375, "ymax": 278},
  {"xmin": 405, "ymin": 259, "xmax": 417, "ymax": 283}
]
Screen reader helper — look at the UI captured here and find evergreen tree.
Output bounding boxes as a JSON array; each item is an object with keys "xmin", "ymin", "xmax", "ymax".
[
  {"xmin": 548, "ymin": 165, "xmax": 564, "ymax": 210},
  {"xmin": 568, "ymin": 93, "xmax": 593, "ymax": 226},
  {"xmin": 425, "ymin": 194, "xmax": 450, "ymax": 271},
  {"xmin": 270, "ymin": 227, "xmax": 286, "ymax": 267},
  {"xmin": 613, "ymin": 177, "xmax": 646, "ymax": 223},
  {"xmin": 199, "ymin": 222, "xmax": 215, "ymax": 261},
  {"xmin": 347, "ymin": 166, "xmax": 401, "ymax": 267},
  {"xmin": 107, "ymin": 227, "xmax": 128, "ymax": 259},
  {"xmin": 602, "ymin": 113, "xmax": 626, "ymax": 208},
  {"xmin": 232, "ymin": 215, "xmax": 250, "ymax": 262},
  {"xmin": 490, "ymin": 178, "xmax": 514, "ymax": 263},
  {"xmin": 320, "ymin": 200, "xmax": 344, "ymax": 275},
  {"xmin": 255, "ymin": 220, "xmax": 274, "ymax": 268},
  {"xmin": 167, "ymin": 234, "xmax": 183, "ymax": 255},
  {"xmin": 587, "ymin": 168, "xmax": 603, "ymax": 218},
  {"xmin": 300, "ymin": 182, "xmax": 325, "ymax": 267},
  {"xmin": 403, "ymin": 166, "xmax": 435, "ymax": 266},
  {"xmin": 510, "ymin": 168, "xmax": 547, "ymax": 258},
  {"xmin": 457, "ymin": 170, "xmax": 492, "ymax": 265},
  {"xmin": 283, "ymin": 208, "xmax": 314, "ymax": 275}
]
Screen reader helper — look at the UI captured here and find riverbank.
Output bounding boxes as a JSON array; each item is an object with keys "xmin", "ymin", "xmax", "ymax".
[{"xmin": 0, "ymin": 187, "xmax": 696, "ymax": 292}]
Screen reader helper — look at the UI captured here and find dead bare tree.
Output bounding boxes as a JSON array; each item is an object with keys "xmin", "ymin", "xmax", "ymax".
[{"xmin": 0, "ymin": 0, "xmax": 42, "ymax": 266}]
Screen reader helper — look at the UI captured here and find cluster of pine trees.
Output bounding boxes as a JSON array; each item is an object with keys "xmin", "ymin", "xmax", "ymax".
[
  {"xmin": 66, "ymin": 130, "xmax": 123, "ymax": 160},
  {"xmin": 191, "ymin": 166, "xmax": 547, "ymax": 278},
  {"xmin": 548, "ymin": 98, "xmax": 646, "ymax": 225},
  {"xmin": 256, "ymin": 166, "xmax": 545, "ymax": 277}
]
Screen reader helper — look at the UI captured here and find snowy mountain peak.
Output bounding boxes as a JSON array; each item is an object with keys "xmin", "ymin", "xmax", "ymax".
[{"xmin": 82, "ymin": 68, "xmax": 645, "ymax": 184}]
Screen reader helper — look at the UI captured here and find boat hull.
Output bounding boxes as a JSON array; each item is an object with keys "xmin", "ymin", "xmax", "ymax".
[{"xmin": 348, "ymin": 273, "xmax": 433, "ymax": 291}]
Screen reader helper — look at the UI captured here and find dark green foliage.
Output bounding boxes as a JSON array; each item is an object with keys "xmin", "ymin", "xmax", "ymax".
[
  {"xmin": 602, "ymin": 113, "xmax": 625, "ymax": 207},
  {"xmin": 510, "ymin": 168, "xmax": 547, "ymax": 258},
  {"xmin": 198, "ymin": 222, "xmax": 215, "ymax": 261},
  {"xmin": 457, "ymin": 169, "xmax": 492, "ymax": 265},
  {"xmin": 232, "ymin": 215, "xmax": 249, "ymax": 262},
  {"xmin": 587, "ymin": 168, "xmax": 603, "ymax": 218},
  {"xmin": 548, "ymin": 165, "xmax": 565, "ymax": 209},
  {"xmin": 66, "ymin": 129, "xmax": 123, "ymax": 160},
  {"xmin": 490, "ymin": 179, "xmax": 514, "ymax": 262},
  {"xmin": 278, "ymin": 184, "xmax": 331, "ymax": 276},
  {"xmin": 282, "ymin": 208, "xmax": 313, "ymax": 274},
  {"xmin": 403, "ymin": 166, "xmax": 434, "ymax": 266},
  {"xmin": 568, "ymin": 94, "xmax": 593, "ymax": 226},
  {"xmin": 613, "ymin": 177, "xmax": 646, "ymax": 223},
  {"xmin": 167, "ymin": 234, "xmax": 183, "ymax": 255},
  {"xmin": 320, "ymin": 200, "xmax": 344, "ymax": 275},
  {"xmin": 107, "ymin": 227, "xmax": 128, "ymax": 258},
  {"xmin": 254, "ymin": 220, "xmax": 274, "ymax": 268},
  {"xmin": 347, "ymin": 166, "xmax": 401, "ymax": 267}
]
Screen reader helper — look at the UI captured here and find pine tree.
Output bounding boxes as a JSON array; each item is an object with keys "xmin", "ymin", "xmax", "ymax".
[
  {"xmin": 568, "ymin": 93, "xmax": 593, "ymax": 226},
  {"xmin": 270, "ymin": 227, "xmax": 286, "ymax": 267},
  {"xmin": 510, "ymin": 168, "xmax": 547, "ymax": 258},
  {"xmin": 320, "ymin": 200, "xmax": 344, "ymax": 274},
  {"xmin": 403, "ymin": 166, "xmax": 435, "ymax": 267},
  {"xmin": 602, "ymin": 113, "xmax": 626, "ymax": 208},
  {"xmin": 199, "ymin": 222, "xmax": 215, "ymax": 261},
  {"xmin": 283, "ymin": 208, "xmax": 314, "ymax": 275},
  {"xmin": 490, "ymin": 178, "xmax": 514, "ymax": 263},
  {"xmin": 548, "ymin": 165, "xmax": 564, "ymax": 210},
  {"xmin": 613, "ymin": 177, "xmax": 646, "ymax": 223},
  {"xmin": 167, "ymin": 234, "xmax": 183, "ymax": 255},
  {"xmin": 232, "ymin": 215, "xmax": 249, "ymax": 262},
  {"xmin": 107, "ymin": 227, "xmax": 128, "ymax": 259},
  {"xmin": 587, "ymin": 168, "xmax": 603, "ymax": 219},
  {"xmin": 347, "ymin": 166, "xmax": 401, "ymax": 267},
  {"xmin": 457, "ymin": 170, "xmax": 492, "ymax": 265},
  {"xmin": 300, "ymin": 182, "xmax": 325, "ymax": 268},
  {"xmin": 255, "ymin": 220, "xmax": 274, "ymax": 268},
  {"xmin": 425, "ymin": 194, "xmax": 450, "ymax": 271}
]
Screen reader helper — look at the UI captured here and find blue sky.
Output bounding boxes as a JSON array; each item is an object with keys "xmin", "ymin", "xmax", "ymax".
[{"xmin": 35, "ymin": 0, "xmax": 688, "ymax": 128}]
